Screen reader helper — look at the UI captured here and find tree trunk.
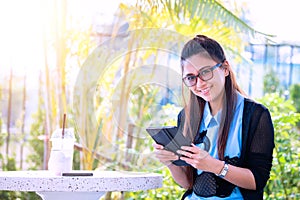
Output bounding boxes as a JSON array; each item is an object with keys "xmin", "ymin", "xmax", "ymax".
[
  {"xmin": 20, "ymin": 74, "xmax": 27, "ymax": 169},
  {"xmin": 104, "ymin": 192, "xmax": 112, "ymax": 200},
  {"xmin": 6, "ymin": 68, "xmax": 13, "ymax": 156},
  {"xmin": 42, "ymin": 0, "xmax": 52, "ymax": 169}
]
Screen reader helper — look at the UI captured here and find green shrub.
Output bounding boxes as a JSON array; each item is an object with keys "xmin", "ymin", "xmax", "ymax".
[
  {"xmin": 123, "ymin": 168, "xmax": 185, "ymax": 200},
  {"xmin": 289, "ymin": 83, "xmax": 300, "ymax": 113},
  {"xmin": 258, "ymin": 93, "xmax": 300, "ymax": 199},
  {"xmin": 263, "ymin": 68, "xmax": 281, "ymax": 95}
]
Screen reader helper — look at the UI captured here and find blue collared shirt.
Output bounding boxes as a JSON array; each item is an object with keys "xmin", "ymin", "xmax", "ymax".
[{"xmin": 186, "ymin": 93, "xmax": 244, "ymax": 200}]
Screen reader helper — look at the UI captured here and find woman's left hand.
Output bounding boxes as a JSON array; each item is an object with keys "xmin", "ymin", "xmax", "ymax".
[{"xmin": 177, "ymin": 143, "xmax": 212, "ymax": 171}]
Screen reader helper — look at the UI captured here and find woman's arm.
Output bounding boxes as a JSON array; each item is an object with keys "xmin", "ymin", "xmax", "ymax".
[
  {"xmin": 242, "ymin": 108, "xmax": 274, "ymax": 190},
  {"xmin": 168, "ymin": 164, "xmax": 193, "ymax": 189},
  {"xmin": 179, "ymin": 146, "xmax": 256, "ymax": 190},
  {"xmin": 153, "ymin": 143, "xmax": 193, "ymax": 189}
]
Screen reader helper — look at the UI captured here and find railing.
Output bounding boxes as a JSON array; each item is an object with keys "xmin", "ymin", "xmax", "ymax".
[{"xmin": 240, "ymin": 43, "xmax": 300, "ymax": 97}]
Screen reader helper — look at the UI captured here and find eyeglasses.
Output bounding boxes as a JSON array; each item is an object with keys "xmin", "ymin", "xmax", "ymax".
[{"xmin": 182, "ymin": 62, "xmax": 223, "ymax": 87}]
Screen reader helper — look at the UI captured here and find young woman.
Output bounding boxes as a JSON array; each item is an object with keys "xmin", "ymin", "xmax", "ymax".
[{"xmin": 153, "ymin": 35, "xmax": 274, "ymax": 199}]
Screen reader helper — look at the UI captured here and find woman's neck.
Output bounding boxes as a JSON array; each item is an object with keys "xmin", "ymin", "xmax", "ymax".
[{"xmin": 209, "ymin": 91, "xmax": 225, "ymax": 116}]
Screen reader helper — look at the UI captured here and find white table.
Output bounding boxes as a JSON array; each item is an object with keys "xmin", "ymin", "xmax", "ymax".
[{"xmin": 0, "ymin": 170, "xmax": 163, "ymax": 200}]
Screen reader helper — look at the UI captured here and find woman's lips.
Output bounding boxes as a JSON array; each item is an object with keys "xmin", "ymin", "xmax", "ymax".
[{"xmin": 200, "ymin": 87, "xmax": 210, "ymax": 95}]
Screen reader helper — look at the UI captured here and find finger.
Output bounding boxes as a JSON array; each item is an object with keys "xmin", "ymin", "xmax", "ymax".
[
  {"xmin": 179, "ymin": 155, "xmax": 194, "ymax": 164},
  {"xmin": 156, "ymin": 153, "xmax": 178, "ymax": 160},
  {"xmin": 191, "ymin": 143, "xmax": 197, "ymax": 147},
  {"xmin": 154, "ymin": 148, "xmax": 177, "ymax": 157},
  {"xmin": 155, "ymin": 152, "xmax": 179, "ymax": 164},
  {"xmin": 179, "ymin": 154, "xmax": 199, "ymax": 169},
  {"xmin": 176, "ymin": 150, "xmax": 193, "ymax": 158},
  {"xmin": 154, "ymin": 150, "xmax": 174, "ymax": 157},
  {"xmin": 180, "ymin": 145, "xmax": 197, "ymax": 153},
  {"xmin": 152, "ymin": 143, "xmax": 164, "ymax": 149}
]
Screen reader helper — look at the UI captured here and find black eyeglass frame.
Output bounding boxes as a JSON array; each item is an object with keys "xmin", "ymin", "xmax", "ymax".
[{"xmin": 182, "ymin": 62, "xmax": 223, "ymax": 87}]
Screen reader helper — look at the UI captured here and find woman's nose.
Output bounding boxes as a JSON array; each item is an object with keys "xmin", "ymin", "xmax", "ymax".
[{"xmin": 196, "ymin": 76, "xmax": 205, "ymax": 87}]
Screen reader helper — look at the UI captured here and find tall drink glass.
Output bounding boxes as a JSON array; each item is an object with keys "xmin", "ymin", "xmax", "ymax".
[{"xmin": 48, "ymin": 128, "xmax": 75, "ymax": 175}]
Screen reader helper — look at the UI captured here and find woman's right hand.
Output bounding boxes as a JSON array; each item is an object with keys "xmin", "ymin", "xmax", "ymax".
[{"xmin": 153, "ymin": 143, "xmax": 179, "ymax": 166}]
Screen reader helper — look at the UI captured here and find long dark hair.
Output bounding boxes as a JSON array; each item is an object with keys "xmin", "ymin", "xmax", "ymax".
[{"xmin": 180, "ymin": 35, "xmax": 244, "ymax": 160}]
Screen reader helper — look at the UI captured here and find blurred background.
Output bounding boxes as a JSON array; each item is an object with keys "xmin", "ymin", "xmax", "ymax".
[{"xmin": 0, "ymin": 0, "xmax": 299, "ymax": 199}]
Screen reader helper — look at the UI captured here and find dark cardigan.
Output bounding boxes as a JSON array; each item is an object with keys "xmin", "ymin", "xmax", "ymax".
[{"xmin": 180, "ymin": 98, "xmax": 275, "ymax": 200}]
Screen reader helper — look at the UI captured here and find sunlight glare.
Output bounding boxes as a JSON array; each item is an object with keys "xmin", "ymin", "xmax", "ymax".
[{"xmin": 0, "ymin": 0, "xmax": 44, "ymax": 75}]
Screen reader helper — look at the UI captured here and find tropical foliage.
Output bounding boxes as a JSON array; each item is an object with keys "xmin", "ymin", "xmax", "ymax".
[{"xmin": 258, "ymin": 93, "xmax": 300, "ymax": 199}]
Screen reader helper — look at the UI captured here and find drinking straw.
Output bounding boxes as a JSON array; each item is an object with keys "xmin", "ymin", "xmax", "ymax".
[{"xmin": 62, "ymin": 113, "xmax": 66, "ymax": 139}]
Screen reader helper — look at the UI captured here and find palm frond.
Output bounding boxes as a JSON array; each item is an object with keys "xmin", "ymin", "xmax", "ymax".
[{"xmin": 139, "ymin": 0, "xmax": 274, "ymax": 38}]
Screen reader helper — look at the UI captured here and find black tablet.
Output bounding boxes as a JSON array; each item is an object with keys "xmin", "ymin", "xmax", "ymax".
[
  {"xmin": 146, "ymin": 126, "xmax": 191, "ymax": 166},
  {"xmin": 146, "ymin": 126, "xmax": 178, "ymax": 152}
]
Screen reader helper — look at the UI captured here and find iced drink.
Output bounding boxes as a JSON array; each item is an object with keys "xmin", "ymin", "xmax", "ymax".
[{"xmin": 48, "ymin": 128, "xmax": 75, "ymax": 175}]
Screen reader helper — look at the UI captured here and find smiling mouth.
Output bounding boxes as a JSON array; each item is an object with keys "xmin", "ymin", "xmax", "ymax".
[{"xmin": 200, "ymin": 88, "xmax": 210, "ymax": 93}]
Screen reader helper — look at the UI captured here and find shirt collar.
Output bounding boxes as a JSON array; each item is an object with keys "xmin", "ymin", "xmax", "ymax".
[
  {"xmin": 203, "ymin": 102, "xmax": 221, "ymax": 129},
  {"xmin": 200, "ymin": 92, "xmax": 244, "ymax": 132}
]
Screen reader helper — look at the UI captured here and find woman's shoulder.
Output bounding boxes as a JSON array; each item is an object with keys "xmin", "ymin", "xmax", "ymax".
[{"xmin": 243, "ymin": 97, "xmax": 269, "ymax": 112}]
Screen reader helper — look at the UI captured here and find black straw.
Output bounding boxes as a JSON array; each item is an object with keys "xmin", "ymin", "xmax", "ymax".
[{"xmin": 62, "ymin": 113, "xmax": 66, "ymax": 139}]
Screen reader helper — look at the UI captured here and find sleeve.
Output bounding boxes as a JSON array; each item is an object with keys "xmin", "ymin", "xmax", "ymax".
[{"xmin": 246, "ymin": 107, "xmax": 275, "ymax": 190}]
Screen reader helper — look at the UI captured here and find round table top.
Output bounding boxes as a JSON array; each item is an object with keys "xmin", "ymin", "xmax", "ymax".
[{"xmin": 0, "ymin": 170, "xmax": 163, "ymax": 192}]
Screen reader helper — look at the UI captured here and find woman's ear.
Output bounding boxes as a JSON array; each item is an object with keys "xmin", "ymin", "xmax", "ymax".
[{"xmin": 223, "ymin": 60, "xmax": 230, "ymax": 76}]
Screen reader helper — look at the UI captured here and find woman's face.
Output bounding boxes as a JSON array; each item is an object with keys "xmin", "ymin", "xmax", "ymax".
[{"xmin": 182, "ymin": 54, "xmax": 228, "ymax": 104}]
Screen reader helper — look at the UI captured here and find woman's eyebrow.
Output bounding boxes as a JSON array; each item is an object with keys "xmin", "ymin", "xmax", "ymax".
[
  {"xmin": 183, "ymin": 65, "xmax": 211, "ymax": 76},
  {"xmin": 183, "ymin": 72, "xmax": 196, "ymax": 77},
  {"xmin": 197, "ymin": 65, "xmax": 211, "ymax": 70}
]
